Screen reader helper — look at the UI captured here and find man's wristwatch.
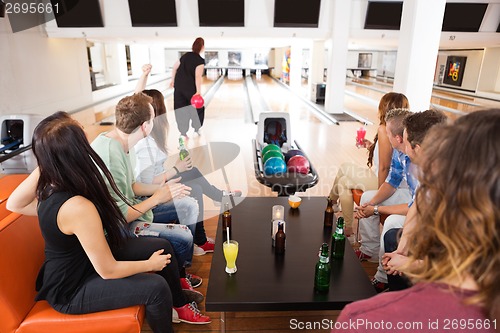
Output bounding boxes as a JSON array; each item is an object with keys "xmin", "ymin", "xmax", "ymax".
[{"xmin": 373, "ymin": 205, "xmax": 379, "ymax": 216}]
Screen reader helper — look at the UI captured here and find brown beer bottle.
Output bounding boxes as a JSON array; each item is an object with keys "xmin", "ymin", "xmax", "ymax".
[
  {"xmin": 222, "ymin": 202, "xmax": 232, "ymax": 242},
  {"xmin": 275, "ymin": 222, "xmax": 286, "ymax": 254},
  {"xmin": 324, "ymin": 198, "xmax": 334, "ymax": 228}
]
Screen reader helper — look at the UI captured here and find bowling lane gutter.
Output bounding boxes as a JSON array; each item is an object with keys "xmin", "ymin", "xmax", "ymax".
[
  {"xmin": 346, "ymin": 80, "xmax": 467, "ymax": 117},
  {"xmin": 351, "ymin": 77, "xmax": 482, "ymax": 108},
  {"xmin": 69, "ymin": 75, "xmax": 172, "ymax": 116},
  {"xmin": 268, "ymin": 76, "xmax": 339, "ymax": 125},
  {"xmin": 246, "ymin": 75, "xmax": 271, "ymax": 124},
  {"xmin": 202, "ymin": 75, "xmax": 225, "ymax": 108}
]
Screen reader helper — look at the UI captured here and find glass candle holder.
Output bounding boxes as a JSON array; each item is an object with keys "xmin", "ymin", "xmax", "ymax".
[{"xmin": 272, "ymin": 205, "xmax": 284, "ymax": 221}]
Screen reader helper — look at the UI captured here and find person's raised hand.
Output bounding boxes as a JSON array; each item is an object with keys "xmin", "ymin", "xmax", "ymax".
[{"xmin": 142, "ymin": 64, "xmax": 152, "ymax": 76}]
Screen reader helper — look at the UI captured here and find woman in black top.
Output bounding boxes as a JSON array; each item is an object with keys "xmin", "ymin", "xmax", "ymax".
[
  {"xmin": 7, "ymin": 112, "xmax": 177, "ymax": 332},
  {"xmin": 170, "ymin": 37, "xmax": 206, "ymax": 137}
]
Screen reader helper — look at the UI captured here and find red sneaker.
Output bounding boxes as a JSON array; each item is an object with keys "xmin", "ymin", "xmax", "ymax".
[
  {"xmin": 371, "ymin": 277, "xmax": 389, "ymax": 293},
  {"xmin": 186, "ymin": 273, "xmax": 202, "ymax": 288},
  {"xmin": 197, "ymin": 238, "xmax": 215, "ymax": 253},
  {"xmin": 174, "ymin": 302, "xmax": 211, "ymax": 325},
  {"xmin": 354, "ymin": 249, "xmax": 374, "ymax": 262},
  {"xmin": 180, "ymin": 278, "xmax": 204, "ymax": 304}
]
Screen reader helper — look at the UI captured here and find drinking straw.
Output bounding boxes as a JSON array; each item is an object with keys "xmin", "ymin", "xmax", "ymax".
[{"xmin": 226, "ymin": 227, "xmax": 230, "ymax": 245}]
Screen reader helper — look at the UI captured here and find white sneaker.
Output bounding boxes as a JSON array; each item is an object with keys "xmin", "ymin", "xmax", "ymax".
[
  {"xmin": 172, "ymin": 308, "xmax": 180, "ymax": 323},
  {"xmin": 193, "ymin": 244, "xmax": 206, "ymax": 256}
]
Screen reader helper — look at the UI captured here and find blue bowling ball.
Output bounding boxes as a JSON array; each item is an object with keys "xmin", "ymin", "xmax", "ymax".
[
  {"xmin": 284, "ymin": 149, "xmax": 305, "ymax": 163},
  {"xmin": 264, "ymin": 156, "xmax": 287, "ymax": 176}
]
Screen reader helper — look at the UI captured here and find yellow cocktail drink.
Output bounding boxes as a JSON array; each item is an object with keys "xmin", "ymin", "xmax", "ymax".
[{"xmin": 223, "ymin": 240, "xmax": 239, "ymax": 274}]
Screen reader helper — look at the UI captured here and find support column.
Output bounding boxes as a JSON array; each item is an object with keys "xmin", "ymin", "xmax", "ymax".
[
  {"xmin": 309, "ymin": 40, "xmax": 326, "ymax": 100},
  {"xmin": 289, "ymin": 42, "xmax": 303, "ymax": 93},
  {"xmin": 325, "ymin": 0, "xmax": 352, "ymax": 114},
  {"xmin": 393, "ymin": 0, "xmax": 446, "ymax": 112}
]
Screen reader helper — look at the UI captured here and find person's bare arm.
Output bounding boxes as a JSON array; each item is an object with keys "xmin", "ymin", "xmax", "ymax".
[
  {"xmin": 194, "ymin": 64, "xmax": 204, "ymax": 95},
  {"xmin": 377, "ymin": 124, "xmax": 392, "ymax": 187},
  {"xmin": 60, "ymin": 196, "xmax": 170, "ymax": 279},
  {"xmin": 6, "ymin": 168, "xmax": 40, "ymax": 216},
  {"xmin": 134, "ymin": 64, "xmax": 152, "ymax": 93},
  {"xmin": 126, "ymin": 178, "xmax": 191, "ymax": 222},
  {"xmin": 169, "ymin": 60, "xmax": 180, "ymax": 88},
  {"xmin": 368, "ymin": 182, "xmax": 396, "ymax": 206},
  {"xmin": 394, "ymin": 203, "xmax": 417, "ymax": 253},
  {"xmin": 356, "ymin": 202, "xmax": 409, "ymax": 219}
]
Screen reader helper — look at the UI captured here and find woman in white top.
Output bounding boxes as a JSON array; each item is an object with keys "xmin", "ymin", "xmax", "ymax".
[
  {"xmin": 134, "ymin": 66, "xmax": 240, "ymax": 255},
  {"xmin": 328, "ymin": 92, "xmax": 409, "ymax": 237}
]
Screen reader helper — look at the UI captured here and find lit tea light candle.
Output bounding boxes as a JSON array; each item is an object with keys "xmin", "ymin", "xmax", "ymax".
[{"xmin": 272, "ymin": 205, "xmax": 284, "ymax": 221}]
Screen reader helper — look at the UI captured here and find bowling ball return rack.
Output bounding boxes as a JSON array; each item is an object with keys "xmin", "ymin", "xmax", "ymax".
[{"xmin": 252, "ymin": 139, "xmax": 319, "ymax": 196}]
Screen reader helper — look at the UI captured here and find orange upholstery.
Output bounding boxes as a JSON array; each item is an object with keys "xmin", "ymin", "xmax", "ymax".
[
  {"xmin": 0, "ymin": 212, "xmax": 145, "ymax": 333},
  {"xmin": 351, "ymin": 189, "xmax": 388, "ymax": 225},
  {"xmin": 351, "ymin": 189, "xmax": 364, "ymax": 206},
  {"xmin": 0, "ymin": 174, "xmax": 29, "ymax": 220}
]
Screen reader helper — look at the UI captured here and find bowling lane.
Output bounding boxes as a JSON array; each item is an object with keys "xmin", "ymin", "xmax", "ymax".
[
  {"xmin": 80, "ymin": 73, "xmax": 382, "ymax": 200},
  {"xmin": 347, "ymin": 77, "xmax": 500, "ymax": 119},
  {"xmin": 253, "ymin": 75, "xmax": 324, "ymax": 124},
  {"xmin": 164, "ymin": 74, "xmax": 375, "ymax": 198}
]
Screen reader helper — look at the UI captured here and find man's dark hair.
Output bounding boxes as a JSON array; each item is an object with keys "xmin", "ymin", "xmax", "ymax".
[{"xmin": 404, "ymin": 109, "xmax": 447, "ymax": 148}]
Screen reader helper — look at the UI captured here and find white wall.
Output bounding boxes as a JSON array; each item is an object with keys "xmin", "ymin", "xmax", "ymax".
[
  {"xmin": 0, "ymin": 17, "xmax": 170, "ymax": 119},
  {"xmin": 478, "ymin": 47, "xmax": 500, "ymax": 93},
  {"xmin": 346, "ymin": 51, "xmax": 379, "ymax": 70},
  {"xmin": 435, "ymin": 49, "xmax": 484, "ymax": 91},
  {"xmin": 165, "ymin": 49, "xmax": 180, "ymax": 69},
  {"xmin": 0, "ymin": 19, "xmax": 92, "ymax": 117}
]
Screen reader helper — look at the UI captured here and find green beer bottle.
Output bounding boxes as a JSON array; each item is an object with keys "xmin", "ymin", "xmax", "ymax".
[
  {"xmin": 179, "ymin": 137, "xmax": 189, "ymax": 161},
  {"xmin": 314, "ymin": 243, "xmax": 331, "ymax": 293},
  {"xmin": 331, "ymin": 217, "xmax": 346, "ymax": 259}
]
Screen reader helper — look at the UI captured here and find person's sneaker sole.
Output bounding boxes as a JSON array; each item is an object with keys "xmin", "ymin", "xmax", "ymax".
[
  {"xmin": 193, "ymin": 245, "xmax": 206, "ymax": 256},
  {"xmin": 183, "ymin": 289, "xmax": 204, "ymax": 304},
  {"xmin": 172, "ymin": 309, "xmax": 181, "ymax": 323},
  {"xmin": 186, "ymin": 274, "xmax": 202, "ymax": 288},
  {"xmin": 178, "ymin": 318, "xmax": 212, "ymax": 325}
]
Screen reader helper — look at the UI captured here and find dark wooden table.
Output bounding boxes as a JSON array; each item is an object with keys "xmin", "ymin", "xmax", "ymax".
[{"xmin": 206, "ymin": 197, "xmax": 376, "ymax": 314}]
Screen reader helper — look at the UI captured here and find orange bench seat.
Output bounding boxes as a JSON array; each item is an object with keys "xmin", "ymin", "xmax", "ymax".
[{"xmin": 0, "ymin": 212, "xmax": 146, "ymax": 333}]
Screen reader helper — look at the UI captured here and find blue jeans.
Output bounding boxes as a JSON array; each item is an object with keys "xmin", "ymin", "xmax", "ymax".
[
  {"xmin": 384, "ymin": 228, "xmax": 411, "ymax": 291},
  {"xmin": 179, "ymin": 167, "xmax": 224, "ymax": 245},
  {"xmin": 54, "ymin": 237, "xmax": 177, "ymax": 333},
  {"xmin": 152, "ymin": 197, "xmax": 199, "ymax": 236},
  {"xmin": 129, "ymin": 221, "xmax": 193, "ymax": 269}
]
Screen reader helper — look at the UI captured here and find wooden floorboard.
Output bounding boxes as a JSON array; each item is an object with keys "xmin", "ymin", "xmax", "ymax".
[{"xmin": 141, "ymin": 213, "xmax": 376, "ymax": 333}]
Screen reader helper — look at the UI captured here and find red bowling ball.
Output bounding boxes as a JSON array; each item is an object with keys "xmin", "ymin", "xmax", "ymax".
[
  {"xmin": 287, "ymin": 155, "xmax": 310, "ymax": 174},
  {"xmin": 191, "ymin": 94, "xmax": 204, "ymax": 108},
  {"xmin": 284, "ymin": 149, "xmax": 304, "ymax": 163}
]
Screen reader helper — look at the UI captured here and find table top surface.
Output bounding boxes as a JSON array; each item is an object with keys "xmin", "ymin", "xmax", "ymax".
[{"xmin": 206, "ymin": 197, "xmax": 376, "ymax": 312}]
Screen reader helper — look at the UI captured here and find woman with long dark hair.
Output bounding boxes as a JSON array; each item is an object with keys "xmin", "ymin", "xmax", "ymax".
[
  {"xmin": 170, "ymin": 37, "xmax": 206, "ymax": 137},
  {"xmin": 7, "ymin": 112, "xmax": 174, "ymax": 333}
]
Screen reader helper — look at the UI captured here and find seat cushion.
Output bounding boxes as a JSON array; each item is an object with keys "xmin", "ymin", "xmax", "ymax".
[
  {"xmin": 17, "ymin": 301, "xmax": 145, "ymax": 333},
  {"xmin": 351, "ymin": 189, "xmax": 364, "ymax": 206},
  {"xmin": 0, "ymin": 174, "xmax": 29, "ymax": 202},
  {"xmin": 0, "ymin": 174, "xmax": 29, "ymax": 220}
]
